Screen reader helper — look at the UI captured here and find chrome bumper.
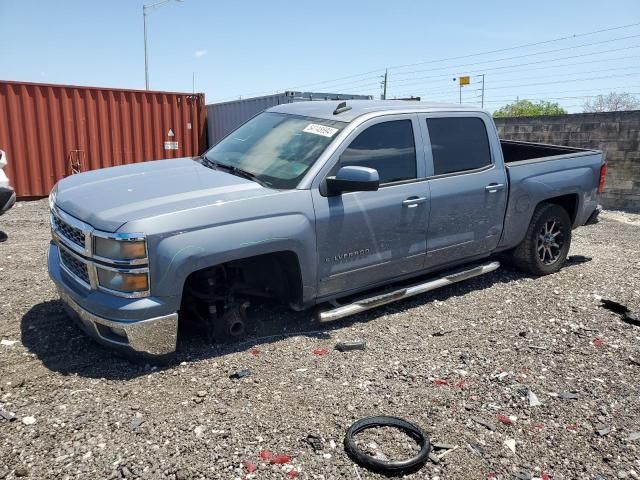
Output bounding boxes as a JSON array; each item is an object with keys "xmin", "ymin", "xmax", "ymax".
[{"xmin": 58, "ymin": 287, "xmax": 178, "ymax": 356}]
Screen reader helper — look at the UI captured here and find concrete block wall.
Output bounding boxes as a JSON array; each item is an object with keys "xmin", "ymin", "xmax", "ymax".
[{"xmin": 494, "ymin": 111, "xmax": 640, "ymax": 212}]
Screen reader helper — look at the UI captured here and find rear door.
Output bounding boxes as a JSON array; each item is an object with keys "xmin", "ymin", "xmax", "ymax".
[
  {"xmin": 311, "ymin": 114, "xmax": 430, "ymax": 297},
  {"xmin": 418, "ymin": 113, "xmax": 507, "ymax": 269}
]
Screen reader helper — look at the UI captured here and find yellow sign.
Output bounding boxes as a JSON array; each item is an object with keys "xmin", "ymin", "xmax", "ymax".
[{"xmin": 459, "ymin": 76, "xmax": 470, "ymax": 86}]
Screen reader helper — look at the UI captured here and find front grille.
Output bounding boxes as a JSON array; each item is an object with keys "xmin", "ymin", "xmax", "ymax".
[
  {"xmin": 52, "ymin": 213, "xmax": 85, "ymax": 249},
  {"xmin": 59, "ymin": 247, "xmax": 90, "ymax": 286}
]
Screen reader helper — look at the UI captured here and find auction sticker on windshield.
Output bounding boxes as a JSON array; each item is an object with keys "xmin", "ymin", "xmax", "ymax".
[{"xmin": 303, "ymin": 124, "xmax": 339, "ymax": 138}]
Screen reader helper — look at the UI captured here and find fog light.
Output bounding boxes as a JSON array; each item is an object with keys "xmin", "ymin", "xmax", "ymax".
[{"xmin": 109, "ymin": 326, "xmax": 127, "ymax": 339}]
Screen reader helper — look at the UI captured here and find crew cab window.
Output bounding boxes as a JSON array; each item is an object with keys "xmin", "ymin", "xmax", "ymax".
[
  {"xmin": 426, "ymin": 117, "xmax": 491, "ymax": 175},
  {"xmin": 340, "ymin": 120, "xmax": 417, "ymax": 184}
]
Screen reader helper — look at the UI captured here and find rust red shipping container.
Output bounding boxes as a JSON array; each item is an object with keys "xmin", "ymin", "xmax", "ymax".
[{"xmin": 0, "ymin": 80, "xmax": 207, "ymax": 198}]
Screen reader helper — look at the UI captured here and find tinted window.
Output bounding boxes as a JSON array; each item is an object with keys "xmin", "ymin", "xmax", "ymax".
[
  {"xmin": 340, "ymin": 120, "xmax": 416, "ymax": 184},
  {"xmin": 426, "ymin": 117, "xmax": 491, "ymax": 175}
]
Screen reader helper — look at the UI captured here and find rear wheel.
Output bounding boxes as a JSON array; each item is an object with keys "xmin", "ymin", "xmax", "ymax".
[{"xmin": 511, "ymin": 203, "xmax": 571, "ymax": 276}]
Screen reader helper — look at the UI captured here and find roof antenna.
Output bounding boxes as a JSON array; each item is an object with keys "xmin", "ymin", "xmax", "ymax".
[{"xmin": 333, "ymin": 101, "xmax": 352, "ymax": 115}]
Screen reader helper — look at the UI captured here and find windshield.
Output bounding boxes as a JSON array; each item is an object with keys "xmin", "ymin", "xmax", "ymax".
[{"xmin": 199, "ymin": 112, "xmax": 347, "ymax": 189}]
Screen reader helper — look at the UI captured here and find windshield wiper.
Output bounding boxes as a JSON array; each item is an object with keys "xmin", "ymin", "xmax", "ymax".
[{"xmin": 202, "ymin": 158, "xmax": 270, "ymax": 188}]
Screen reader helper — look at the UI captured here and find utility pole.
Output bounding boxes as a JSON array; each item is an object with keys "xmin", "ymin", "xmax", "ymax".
[
  {"xmin": 481, "ymin": 74, "xmax": 485, "ymax": 109},
  {"xmin": 381, "ymin": 69, "xmax": 388, "ymax": 100},
  {"xmin": 143, "ymin": 0, "xmax": 184, "ymax": 90},
  {"xmin": 192, "ymin": 72, "xmax": 195, "ymax": 94}
]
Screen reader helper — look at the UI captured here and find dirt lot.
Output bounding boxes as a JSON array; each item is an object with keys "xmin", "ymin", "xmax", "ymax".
[{"xmin": 1, "ymin": 199, "xmax": 639, "ymax": 480}]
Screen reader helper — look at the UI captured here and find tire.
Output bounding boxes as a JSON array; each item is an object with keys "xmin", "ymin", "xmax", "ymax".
[
  {"xmin": 344, "ymin": 416, "xmax": 431, "ymax": 476},
  {"xmin": 511, "ymin": 203, "xmax": 572, "ymax": 276}
]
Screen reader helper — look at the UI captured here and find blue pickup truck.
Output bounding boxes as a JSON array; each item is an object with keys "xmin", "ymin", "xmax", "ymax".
[{"xmin": 48, "ymin": 100, "xmax": 605, "ymax": 358}]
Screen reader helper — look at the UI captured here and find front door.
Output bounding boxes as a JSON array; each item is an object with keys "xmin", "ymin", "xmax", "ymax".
[
  {"xmin": 312, "ymin": 115, "xmax": 430, "ymax": 297},
  {"xmin": 418, "ymin": 114, "xmax": 508, "ymax": 269}
]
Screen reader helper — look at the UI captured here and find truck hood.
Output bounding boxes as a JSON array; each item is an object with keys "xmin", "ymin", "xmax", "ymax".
[{"xmin": 54, "ymin": 157, "xmax": 273, "ymax": 232}]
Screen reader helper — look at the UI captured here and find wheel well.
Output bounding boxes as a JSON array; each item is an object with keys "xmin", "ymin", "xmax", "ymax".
[
  {"xmin": 541, "ymin": 194, "xmax": 579, "ymax": 224},
  {"xmin": 181, "ymin": 251, "xmax": 304, "ymax": 309}
]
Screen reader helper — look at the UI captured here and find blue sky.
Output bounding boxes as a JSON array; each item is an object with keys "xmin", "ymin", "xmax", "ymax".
[{"xmin": 1, "ymin": 0, "xmax": 639, "ymax": 112}]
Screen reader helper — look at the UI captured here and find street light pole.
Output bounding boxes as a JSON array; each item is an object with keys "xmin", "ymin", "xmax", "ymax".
[
  {"xmin": 143, "ymin": 6, "xmax": 149, "ymax": 90},
  {"xmin": 143, "ymin": 0, "xmax": 183, "ymax": 90}
]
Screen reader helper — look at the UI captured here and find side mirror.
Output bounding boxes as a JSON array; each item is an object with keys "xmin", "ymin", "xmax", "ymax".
[{"xmin": 326, "ymin": 166, "xmax": 380, "ymax": 196}]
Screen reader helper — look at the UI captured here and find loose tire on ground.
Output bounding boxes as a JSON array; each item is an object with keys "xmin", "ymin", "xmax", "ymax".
[
  {"xmin": 344, "ymin": 416, "xmax": 431, "ymax": 476},
  {"xmin": 511, "ymin": 203, "xmax": 572, "ymax": 276}
]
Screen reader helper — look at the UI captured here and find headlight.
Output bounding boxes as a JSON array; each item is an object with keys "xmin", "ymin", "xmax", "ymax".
[
  {"xmin": 48, "ymin": 184, "xmax": 58, "ymax": 210},
  {"xmin": 97, "ymin": 268, "xmax": 149, "ymax": 294},
  {"xmin": 94, "ymin": 236, "xmax": 147, "ymax": 260}
]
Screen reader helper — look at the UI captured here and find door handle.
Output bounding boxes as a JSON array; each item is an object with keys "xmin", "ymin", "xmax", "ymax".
[
  {"xmin": 402, "ymin": 196, "xmax": 427, "ymax": 208},
  {"xmin": 485, "ymin": 183, "xmax": 505, "ymax": 192}
]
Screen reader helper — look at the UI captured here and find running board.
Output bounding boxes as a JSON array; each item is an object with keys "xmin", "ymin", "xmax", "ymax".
[{"xmin": 317, "ymin": 261, "xmax": 500, "ymax": 323}]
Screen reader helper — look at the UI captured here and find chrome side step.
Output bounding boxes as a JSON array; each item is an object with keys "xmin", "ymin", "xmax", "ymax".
[{"xmin": 317, "ymin": 261, "xmax": 500, "ymax": 323}]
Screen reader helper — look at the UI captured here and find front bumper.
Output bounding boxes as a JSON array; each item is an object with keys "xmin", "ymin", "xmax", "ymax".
[
  {"xmin": 58, "ymin": 288, "xmax": 178, "ymax": 356},
  {"xmin": 49, "ymin": 243, "xmax": 178, "ymax": 357},
  {"xmin": 0, "ymin": 186, "xmax": 15, "ymax": 215}
]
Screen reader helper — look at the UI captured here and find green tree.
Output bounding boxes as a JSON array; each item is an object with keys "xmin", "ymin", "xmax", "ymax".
[{"xmin": 493, "ymin": 99, "xmax": 567, "ymax": 117}]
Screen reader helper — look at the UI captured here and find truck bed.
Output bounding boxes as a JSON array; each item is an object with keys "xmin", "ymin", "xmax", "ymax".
[{"xmin": 500, "ymin": 139, "xmax": 593, "ymax": 164}]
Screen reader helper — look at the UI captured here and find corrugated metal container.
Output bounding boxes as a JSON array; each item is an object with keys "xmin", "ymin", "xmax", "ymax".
[
  {"xmin": 207, "ymin": 91, "xmax": 373, "ymax": 145},
  {"xmin": 0, "ymin": 80, "xmax": 207, "ymax": 198}
]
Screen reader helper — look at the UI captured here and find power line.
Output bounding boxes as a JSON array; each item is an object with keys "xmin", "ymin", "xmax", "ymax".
[
  {"xmin": 300, "ymin": 35, "xmax": 640, "ymax": 94},
  {"xmin": 288, "ymin": 36, "xmax": 640, "ymax": 94},
  {"xmin": 386, "ymin": 46, "xmax": 640, "ymax": 88},
  {"xmin": 385, "ymin": 22, "xmax": 640, "ymax": 72},
  {"xmin": 210, "ymin": 22, "xmax": 640, "ymax": 102},
  {"xmin": 392, "ymin": 75, "xmax": 640, "ymax": 98}
]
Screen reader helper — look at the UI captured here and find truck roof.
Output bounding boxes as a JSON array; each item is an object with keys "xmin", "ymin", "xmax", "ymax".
[{"xmin": 268, "ymin": 99, "xmax": 485, "ymax": 122}]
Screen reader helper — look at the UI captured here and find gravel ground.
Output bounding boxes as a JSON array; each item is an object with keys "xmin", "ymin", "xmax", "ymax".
[{"xmin": 1, "ymin": 199, "xmax": 639, "ymax": 480}]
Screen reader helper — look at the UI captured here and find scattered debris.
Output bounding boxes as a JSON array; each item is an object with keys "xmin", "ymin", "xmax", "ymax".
[
  {"xmin": 593, "ymin": 338, "xmax": 604, "ymax": 348},
  {"xmin": 250, "ymin": 348, "xmax": 261, "ymax": 356},
  {"xmin": 129, "ymin": 417, "xmax": 145, "ymax": 430},
  {"xmin": 245, "ymin": 461, "xmax": 257, "ymax": 473},
  {"xmin": 305, "ymin": 434, "xmax": 324, "ymax": 452},
  {"xmin": 558, "ymin": 392, "xmax": 579, "ymax": 400},
  {"xmin": 21, "ymin": 416, "xmax": 36, "ymax": 425},
  {"xmin": 287, "ymin": 470, "xmax": 300, "ymax": 478},
  {"xmin": 229, "ymin": 369, "xmax": 252, "ymax": 380},
  {"xmin": 312, "ymin": 348, "xmax": 329, "ymax": 356},
  {"xmin": 434, "ymin": 378, "xmax": 449, "ymax": 386},
  {"xmin": 471, "ymin": 416, "xmax": 497, "ymax": 431},
  {"xmin": 468, "ymin": 443, "xmax": 486, "ymax": 456},
  {"xmin": 595, "ymin": 423, "xmax": 611, "ymax": 436},
  {"xmin": 436, "ymin": 444, "xmax": 459, "ymax": 460},
  {"xmin": 566, "ymin": 255, "xmax": 592, "ymax": 263},
  {"xmin": 194, "ymin": 425, "xmax": 205, "ymax": 437},
  {"xmin": 335, "ymin": 340, "xmax": 366, "ymax": 352},
  {"xmin": 496, "ymin": 414, "xmax": 514, "ymax": 425},
  {"xmin": 528, "ymin": 390, "xmax": 542, "ymax": 407},
  {"xmin": 627, "ymin": 432, "xmax": 640, "ymax": 442},
  {"xmin": 0, "ymin": 339, "xmax": 17, "ymax": 346},
  {"xmin": 270, "ymin": 454, "xmax": 292, "ymax": 465},
  {"xmin": 513, "ymin": 471, "xmax": 532, "ymax": 480},
  {"xmin": 432, "ymin": 442, "xmax": 456, "ymax": 451},
  {"xmin": 431, "ymin": 330, "xmax": 453, "ymax": 337},
  {"xmin": 504, "ymin": 438, "xmax": 516, "ymax": 454},
  {"xmin": 0, "ymin": 406, "xmax": 16, "ymax": 421}
]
